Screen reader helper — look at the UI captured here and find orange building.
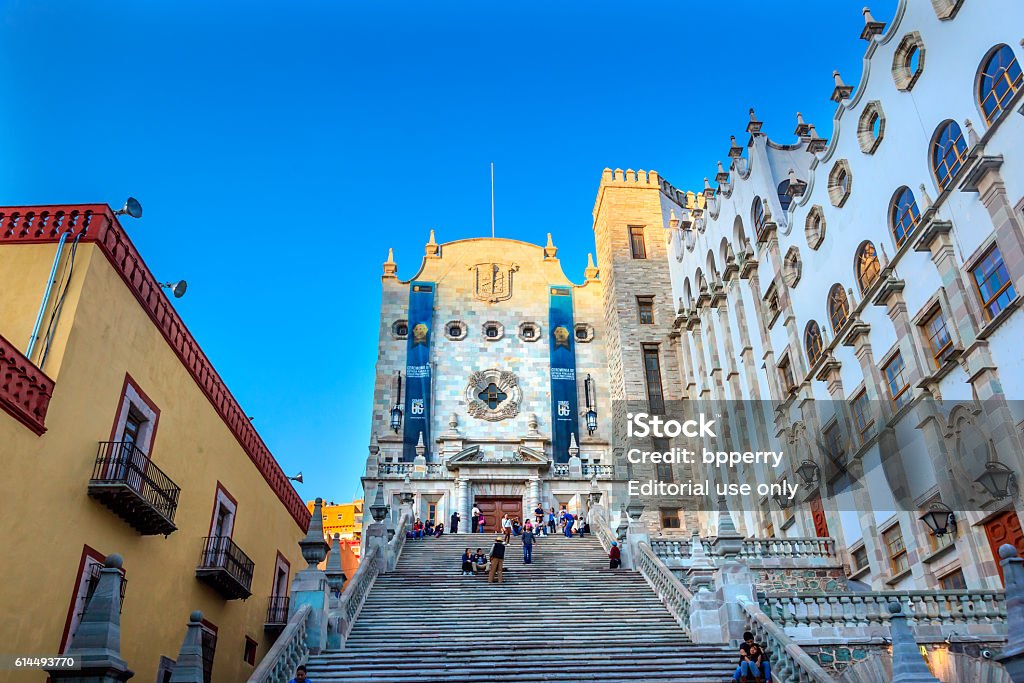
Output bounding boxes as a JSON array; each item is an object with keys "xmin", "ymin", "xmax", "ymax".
[
  {"xmin": 0, "ymin": 203, "xmax": 310, "ymax": 682},
  {"xmin": 307, "ymin": 499, "xmax": 363, "ymax": 582}
]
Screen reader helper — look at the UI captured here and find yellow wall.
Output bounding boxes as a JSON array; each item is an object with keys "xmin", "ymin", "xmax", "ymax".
[
  {"xmin": 0, "ymin": 242, "xmax": 307, "ymax": 683},
  {"xmin": 309, "ymin": 499, "xmax": 363, "ymax": 540}
]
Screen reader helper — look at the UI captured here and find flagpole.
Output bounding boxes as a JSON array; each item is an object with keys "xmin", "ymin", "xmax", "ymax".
[{"xmin": 490, "ymin": 161, "xmax": 495, "ymax": 238}]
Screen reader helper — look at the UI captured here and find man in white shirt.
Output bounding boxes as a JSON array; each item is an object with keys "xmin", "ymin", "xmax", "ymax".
[{"xmin": 472, "ymin": 505, "xmax": 481, "ymax": 533}]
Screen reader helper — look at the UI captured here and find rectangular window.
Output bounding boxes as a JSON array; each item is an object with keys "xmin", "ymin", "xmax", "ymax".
[
  {"xmin": 629, "ymin": 226, "xmax": 647, "ymax": 259},
  {"xmin": 653, "ymin": 438, "xmax": 673, "ymax": 482},
  {"xmin": 642, "ymin": 345, "xmax": 666, "ymax": 415},
  {"xmin": 427, "ymin": 502, "xmax": 437, "ymax": 522},
  {"xmin": 883, "ymin": 525, "xmax": 909, "ymax": 576},
  {"xmin": 971, "ymin": 245, "xmax": 1017, "ymax": 320},
  {"xmin": 939, "ymin": 569, "xmax": 966, "ymax": 590},
  {"xmin": 883, "ymin": 352, "xmax": 911, "ymax": 408},
  {"xmin": 637, "ymin": 296, "xmax": 655, "ymax": 325},
  {"xmin": 243, "ymin": 636, "xmax": 258, "ymax": 666},
  {"xmin": 823, "ymin": 421, "xmax": 844, "ymax": 463},
  {"xmin": 200, "ymin": 621, "xmax": 218, "ymax": 683},
  {"xmin": 851, "ymin": 390, "xmax": 873, "ymax": 436},
  {"xmin": 852, "ymin": 545, "xmax": 869, "ymax": 572},
  {"xmin": 660, "ymin": 508, "xmax": 681, "ymax": 529},
  {"xmin": 920, "ymin": 305, "xmax": 955, "ymax": 368},
  {"xmin": 777, "ymin": 354, "xmax": 796, "ymax": 395}
]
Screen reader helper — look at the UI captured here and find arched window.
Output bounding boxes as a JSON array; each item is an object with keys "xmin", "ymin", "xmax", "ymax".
[
  {"xmin": 978, "ymin": 44, "xmax": 1022, "ymax": 124},
  {"xmin": 931, "ymin": 121, "xmax": 968, "ymax": 190},
  {"xmin": 805, "ymin": 321, "xmax": 824, "ymax": 366},
  {"xmin": 890, "ymin": 187, "xmax": 921, "ymax": 249},
  {"xmin": 828, "ymin": 285, "xmax": 850, "ymax": 334},
  {"xmin": 777, "ymin": 181, "xmax": 793, "ymax": 212},
  {"xmin": 752, "ymin": 197, "xmax": 766, "ymax": 239},
  {"xmin": 856, "ymin": 241, "xmax": 882, "ymax": 292}
]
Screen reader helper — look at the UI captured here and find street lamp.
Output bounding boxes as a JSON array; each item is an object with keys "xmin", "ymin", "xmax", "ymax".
[
  {"xmin": 796, "ymin": 460, "xmax": 820, "ymax": 486},
  {"xmin": 975, "ymin": 461, "xmax": 1017, "ymax": 500},
  {"xmin": 584, "ymin": 374, "xmax": 598, "ymax": 435},
  {"xmin": 773, "ymin": 480, "xmax": 795, "ymax": 510},
  {"xmin": 390, "ymin": 371, "xmax": 403, "ymax": 433},
  {"xmin": 919, "ymin": 501, "xmax": 957, "ymax": 537}
]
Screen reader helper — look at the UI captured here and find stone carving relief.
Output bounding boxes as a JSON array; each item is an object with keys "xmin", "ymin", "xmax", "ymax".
[{"xmin": 465, "ymin": 368, "xmax": 521, "ymax": 422}]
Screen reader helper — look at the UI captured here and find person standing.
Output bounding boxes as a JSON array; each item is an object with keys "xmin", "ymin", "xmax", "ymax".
[
  {"xmin": 522, "ymin": 525, "xmax": 536, "ymax": 564},
  {"xmin": 471, "ymin": 504, "xmax": 480, "ymax": 533},
  {"xmin": 534, "ymin": 503, "xmax": 544, "ymax": 528},
  {"xmin": 501, "ymin": 514, "xmax": 512, "ymax": 543},
  {"xmin": 451, "ymin": 510, "xmax": 461, "ymax": 534},
  {"xmin": 547, "ymin": 507, "xmax": 556, "ymax": 535},
  {"xmin": 563, "ymin": 510, "xmax": 575, "ymax": 538},
  {"xmin": 576, "ymin": 514, "xmax": 586, "ymax": 538},
  {"xmin": 478, "ymin": 513, "xmax": 486, "ymax": 534},
  {"xmin": 488, "ymin": 537, "xmax": 506, "ymax": 583},
  {"xmin": 609, "ymin": 541, "xmax": 621, "ymax": 569}
]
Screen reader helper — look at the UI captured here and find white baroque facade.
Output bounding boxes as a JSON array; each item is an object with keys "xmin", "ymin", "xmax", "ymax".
[{"xmin": 659, "ymin": 0, "xmax": 1024, "ymax": 592}]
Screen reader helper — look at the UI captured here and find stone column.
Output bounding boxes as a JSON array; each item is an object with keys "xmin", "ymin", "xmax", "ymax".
[
  {"xmin": 715, "ymin": 288, "xmax": 742, "ymax": 401},
  {"xmin": 528, "ymin": 477, "xmax": 541, "ymax": 515},
  {"xmin": 965, "ymin": 159, "xmax": 1024, "ymax": 289},
  {"xmin": 687, "ymin": 315, "xmax": 711, "ymax": 399},
  {"xmin": 167, "ymin": 612, "xmax": 205, "ymax": 683},
  {"xmin": 455, "ymin": 477, "xmax": 469, "ymax": 533},
  {"xmin": 292, "ymin": 497, "xmax": 331, "ymax": 654},
  {"xmin": 997, "ymin": 544, "xmax": 1024, "ymax": 682},
  {"xmin": 48, "ymin": 554, "xmax": 133, "ymax": 683}
]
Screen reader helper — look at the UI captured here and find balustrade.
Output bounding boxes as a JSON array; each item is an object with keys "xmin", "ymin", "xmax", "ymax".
[
  {"xmin": 740, "ymin": 599, "xmax": 834, "ymax": 683},
  {"xmin": 635, "ymin": 542, "xmax": 693, "ymax": 631},
  {"xmin": 247, "ymin": 604, "xmax": 311, "ymax": 683}
]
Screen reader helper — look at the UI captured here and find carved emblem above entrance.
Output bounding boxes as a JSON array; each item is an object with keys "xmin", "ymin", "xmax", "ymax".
[
  {"xmin": 470, "ymin": 262, "xmax": 519, "ymax": 303},
  {"xmin": 465, "ymin": 369, "xmax": 521, "ymax": 422}
]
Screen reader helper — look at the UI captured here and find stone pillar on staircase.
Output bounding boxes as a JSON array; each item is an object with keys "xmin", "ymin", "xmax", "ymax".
[
  {"xmin": 888, "ymin": 601, "xmax": 940, "ymax": 682},
  {"xmin": 363, "ymin": 483, "xmax": 390, "ymax": 571},
  {"xmin": 455, "ymin": 477, "xmax": 469, "ymax": 533},
  {"xmin": 624, "ymin": 501, "xmax": 648, "ymax": 570},
  {"xmin": 998, "ymin": 544, "xmax": 1024, "ymax": 683},
  {"xmin": 686, "ymin": 532, "xmax": 727, "ymax": 644},
  {"xmin": 710, "ymin": 502, "xmax": 754, "ymax": 643},
  {"xmin": 47, "ymin": 554, "xmax": 133, "ymax": 683},
  {"xmin": 292, "ymin": 497, "xmax": 332, "ymax": 655},
  {"xmin": 568, "ymin": 433, "xmax": 582, "ymax": 479},
  {"xmin": 167, "ymin": 611, "xmax": 206, "ymax": 683}
]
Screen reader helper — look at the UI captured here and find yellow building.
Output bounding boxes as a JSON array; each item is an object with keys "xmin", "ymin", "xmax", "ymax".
[
  {"xmin": 0, "ymin": 203, "xmax": 310, "ymax": 682},
  {"xmin": 308, "ymin": 499, "xmax": 363, "ymax": 580}
]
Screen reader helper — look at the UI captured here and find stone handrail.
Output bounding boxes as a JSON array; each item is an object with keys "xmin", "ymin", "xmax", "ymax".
[
  {"xmin": 762, "ymin": 589, "xmax": 1007, "ymax": 630},
  {"xmin": 635, "ymin": 541, "xmax": 694, "ymax": 632},
  {"xmin": 247, "ymin": 604, "xmax": 311, "ymax": 683},
  {"xmin": 739, "ymin": 598, "xmax": 835, "ymax": 683},
  {"xmin": 589, "ymin": 506, "xmax": 616, "ymax": 553},
  {"xmin": 378, "ymin": 462, "xmax": 413, "ymax": 476},
  {"xmin": 582, "ymin": 464, "xmax": 614, "ymax": 478},
  {"xmin": 387, "ymin": 511, "xmax": 411, "ymax": 570},
  {"xmin": 652, "ymin": 536, "xmax": 838, "ymax": 565},
  {"xmin": 336, "ymin": 545, "xmax": 383, "ymax": 643}
]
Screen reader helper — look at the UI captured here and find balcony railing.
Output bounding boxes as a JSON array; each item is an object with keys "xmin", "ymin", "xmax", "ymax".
[
  {"xmin": 88, "ymin": 441, "xmax": 180, "ymax": 536},
  {"xmin": 196, "ymin": 536, "xmax": 255, "ymax": 600},
  {"xmin": 265, "ymin": 596, "xmax": 290, "ymax": 632}
]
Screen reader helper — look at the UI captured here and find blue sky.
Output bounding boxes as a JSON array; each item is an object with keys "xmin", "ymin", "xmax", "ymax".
[{"xmin": 1, "ymin": 0, "xmax": 896, "ymax": 503}]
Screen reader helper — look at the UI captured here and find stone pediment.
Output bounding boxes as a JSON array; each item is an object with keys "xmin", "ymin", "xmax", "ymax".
[{"xmin": 446, "ymin": 445, "xmax": 549, "ymax": 469}]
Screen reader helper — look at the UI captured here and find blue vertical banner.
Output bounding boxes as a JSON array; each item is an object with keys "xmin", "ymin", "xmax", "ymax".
[
  {"xmin": 403, "ymin": 281, "xmax": 435, "ymax": 461},
  {"xmin": 548, "ymin": 286, "xmax": 580, "ymax": 464}
]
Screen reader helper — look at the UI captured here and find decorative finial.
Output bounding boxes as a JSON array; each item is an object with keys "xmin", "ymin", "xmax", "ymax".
[
  {"xmin": 715, "ymin": 161, "xmax": 729, "ymax": 184},
  {"xmin": 544, "ymin": 232, "xmax": 558, "ymax": 259},
  {"xmin": 383, "ymin": 248, "xmax": 397, "ymax": 277},
  {"xmin": 918, "ymin": 183, "xmax": 933, "ymax": 210},
  {"xmin": 746, "ymin": 108, "xmax": 763, "ymax": 135},
  {"xmin": 584, "ymin": 253, "xmax": 599, "ymax": 280},
  {"xmin": 729, "ymin": 135, "xmax": 743, "ymax": 158},
  {"xmin": 964, "ymin": 118, "xmax": 981, "ymax": 146},
  {"xmin": 860, "ymin": 7, "xmax": 886, "ymax": 40},
  {"xmin": 831, "ymin": 70, "xmax": 853, "ymax": 102},
  {"xmin": 425, "ymin": 229, "xmax": 439, "ymax": 257},
  {"xmin": 794, "ymin": 111, "xmax": 811, "ymax": 137}
]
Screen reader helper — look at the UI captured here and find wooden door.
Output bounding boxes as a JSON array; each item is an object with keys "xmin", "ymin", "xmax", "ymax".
[
  {"xmin": 475, "ymin": 497, "xmax": 522, "ymax": 535},
  {"xmin": 983, "ymin": 509, "xmax": 1024, "ymax": 585},
  {"xmin": 809, "ymin": 494, "xmax": 829, "ymax": 538}
]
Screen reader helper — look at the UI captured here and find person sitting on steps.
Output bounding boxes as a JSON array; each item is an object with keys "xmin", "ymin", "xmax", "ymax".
[
  {"xmin": 461, "ymin": 548, "xmax": 473, "ymax": 576},
  {"xmin": 435, "ymin": 521, "xmax": 444, "ymax": 537},
  {"xmin": 412, "ymin": 518, "xmax": 424, "ymax": 540},
  {"xmin": 734, "ymin": 631, "xmax": 771, "ymax": 682},
  {"xmin": 472, "ymin": 548, "xmax": 488, "ymax": 573}
]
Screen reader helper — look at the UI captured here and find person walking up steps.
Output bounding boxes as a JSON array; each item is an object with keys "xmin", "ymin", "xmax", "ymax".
[
  {"xmin": 521, "ymin": 524, "xmax": 536, "ymax": 564},
  {"xmin": 488, "ymin": 537, "xmax": 506, "ymax": 583},
  {"xmin": 609, "ymin": 541, "xmax": 621, "ymax": 569}
]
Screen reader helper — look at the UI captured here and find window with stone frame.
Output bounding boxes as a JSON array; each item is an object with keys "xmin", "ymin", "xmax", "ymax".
[
  {"xmin": 777, "ymin": 353, "xmax": 796, "ymax": 396},
  {"xmin": 855, "ymin": 241, "xmax": 881, "ymax": 293},
  {"xmin": 851, "ymin": 544, "xmax": 869, "ymax": 572},
  {"xmin": 893, "ymin": 32, "xmax": 925, "ymax": 91},
  {"xmin": 851, "ymin": 389, "xmax": 873, "ymax": 437},
  {"xmin": 938, "ymin": 568, "xmax": 966, "ymax": 590},
  {"xmin": 637, "ymin": 296, "xmax": 655, "ymax": 325},
  {"xmin": 970, "ymin": 244, "xmax": 1017, "ymax": 320},
  {"xmin": 890, "ymin": 186, "xmax": 921, "ymax": 249},
  {"xmin": 642, "ymin": 344, "xmax": 666, "ymax": 415},
  {"xmin": 660, "ymin": 508, "xmax": 681, "ymax": 529},
  {"xmin": 920, "ymin": 304, "xmax": 955, "ymax": 368},
  {"xmin": 823, "ymin": 420, "xmax": 845, "ymax": 465},
  {"xmin": 805, "ymin": 205, "xmax": 826, "ymax": 250},
  {"xmin": 828, "ymin": 284, "xmax": 850, "ymax": 335},
  {"xmin": 653, "ymin": 437, "xmax": 673, "ymax": 483},
  {"xmin": 931, "ymin": 120, "xmax": 968, "ymax": 191},
  {"xmin": 977, "ymin": 44, "xmax": 1022, "ymax": 125},
  {"xmin": 857, "ymin": 101, "xmax": 885, "ymax": 154},
  {"xmin": 883, "ymin": 524, "xmax": 909, "ymax": 576},
  {"xmin": 752, "ymin": 196, "xmax": 767, "ymax": 239},
  {"xmin": 805, "ymin": 320, "xmax": 824, "ymax": 366},
  {"xmin": 243, "ymin": 636, "xmax": 258, "ymax": 666},
  {"xmin": 828, "ymin": 161, "xmax": 852, "ymax": 207},
  {"xmin": 629, "ymin": 226, "xmax": 647, "ymax": 259},
  {"xmin": 764, "ymin": 284, "xmax": 781, "ymax": 328},
  {"xmin": 883, "ymin": 351, "xmax": 911, "ymax": 409}
]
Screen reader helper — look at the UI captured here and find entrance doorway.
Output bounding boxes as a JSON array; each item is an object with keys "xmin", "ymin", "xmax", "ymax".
[
  {"xmin": 475, "ymin": 497, "xmax": 522, "ymax": 535},
  {"xmin": 983, "ymin": 509, "xmax": 1024, "ymax": 585}
]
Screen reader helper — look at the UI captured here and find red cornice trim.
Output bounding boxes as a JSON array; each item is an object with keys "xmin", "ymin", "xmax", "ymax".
[
  {"xmin": 0, "ymin": 205, "xmax": 309, "ymax": 532},
  {"xmin": 0, "ymin": 332, "xmax": 55, "ymax": 435}
]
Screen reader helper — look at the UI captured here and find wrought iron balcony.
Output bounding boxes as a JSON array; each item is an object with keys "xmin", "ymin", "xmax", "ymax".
[
  {"xmin": 88, "ymin": 441, "xmax": 180, "ymax": 536},
  {"xmin": 264, "ymin": 595, "xmax": 290, "ymax": 633},
  {"xmin": 196, "ymin": 536, "xmax": 254, "ymax": 600}
]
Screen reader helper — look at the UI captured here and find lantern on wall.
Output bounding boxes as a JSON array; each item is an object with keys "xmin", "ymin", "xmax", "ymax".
[
  {"xmin": 974, "ymin": 460, "xmax": 1017, "ymax": 500},
  {"xmin": 584, "ymin": 374, "xmax": 598, "ymax": 435},
  {"xmin": 390, "ymin": 371, "xmax": 403, "ymax": 433},
  {"xmin": 796, "ymin": 460, "xmax": 821, "ymax": 486},
  {"xmin": 919, "ymin": 501, "xmax": 957, "ymax": 537}
]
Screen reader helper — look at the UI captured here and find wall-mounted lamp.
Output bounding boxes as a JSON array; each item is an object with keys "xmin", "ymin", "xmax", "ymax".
[
  {"xmin": 975, "ymin": 460, "xmax": 1017, "ymax": 500},
  {"xmin": 773, "ymin": 481, "xmax": 795, "ymax": 510},
  {"xmin": 113, "ymin": 197, "xmax": 143, "ymax": 219},
  {"xmin": 796, "ymin": 460, "xmax": 820, "ymax": 486},
  {"xmin": 919, "ymin": 501, "xmax": 957, "ymax": 537},
  {"xmin": 160, "ymin": 280, "xmax": 188, "ymax": 298},
  {"xmin": 584, "ymin": 374, "xmax": 598, "ymax": 435},
  {"xmin": 390, "ymin": 371, "xmax": 403, "ymax": 433},
  {"xmin": 288, "ymin": 472, "xmax": 303, "ymax": 484}
]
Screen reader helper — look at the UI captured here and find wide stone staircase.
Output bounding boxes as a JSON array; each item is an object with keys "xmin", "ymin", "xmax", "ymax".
[{"xmin": 306, "ymin": 533, "xmax": 737, "ymax": 682}]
